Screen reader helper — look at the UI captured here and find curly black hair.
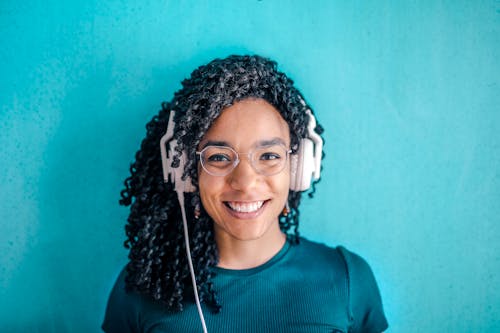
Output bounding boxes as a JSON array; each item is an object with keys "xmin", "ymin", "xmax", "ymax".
[{"xmin": 120, "ymin": 54, "xmax": 324, "ymax": 313}]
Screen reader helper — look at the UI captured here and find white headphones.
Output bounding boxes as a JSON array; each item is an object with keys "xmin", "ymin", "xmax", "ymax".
[{"xmin": 160, "ymin": 109, "xmax": 323, "ymax": 193}]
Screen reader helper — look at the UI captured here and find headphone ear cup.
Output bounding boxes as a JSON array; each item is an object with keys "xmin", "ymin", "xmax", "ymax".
[
  {"xmin": 290, "ymin": 138, "xmax": 315, "ymax": 191},
  {"xmin": 289, "ymin": 151, "xmax": 300, "ymax": 192}
]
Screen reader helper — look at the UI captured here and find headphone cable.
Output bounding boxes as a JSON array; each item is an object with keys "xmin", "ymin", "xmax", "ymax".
[{"xmin": 177, "ymin": 191, "xmax": 208, "ymax": 333}]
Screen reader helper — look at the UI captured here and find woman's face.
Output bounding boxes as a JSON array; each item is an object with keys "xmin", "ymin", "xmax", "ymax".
[{"xmin": 198, "ymin": 98, "xmax": 290, "ymax": 242}]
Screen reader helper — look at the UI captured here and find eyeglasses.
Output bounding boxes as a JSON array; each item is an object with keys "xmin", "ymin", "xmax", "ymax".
[{"xmin": 196, "ymin": 144, "xmax": 292, "ymax": 177}]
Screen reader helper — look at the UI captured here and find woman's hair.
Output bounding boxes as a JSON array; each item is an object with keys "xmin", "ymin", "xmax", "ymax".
[{"xmin": 120, "ymin": 54, "xmax": 324, "ymax": 312}]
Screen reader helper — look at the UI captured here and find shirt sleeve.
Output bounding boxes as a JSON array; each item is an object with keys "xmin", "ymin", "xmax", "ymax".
[
  {"xmin": 337, "ymin": 246, "xmax": 388, "ymax": 333},
  {"xmin": 101, "ymin": 267, "xmax": 142, "ymax": 333}
]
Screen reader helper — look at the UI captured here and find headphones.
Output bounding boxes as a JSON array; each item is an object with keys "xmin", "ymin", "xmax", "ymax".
[{"xmin": 160, "ymin": 108, "xmax": 323, "ymax": 193}]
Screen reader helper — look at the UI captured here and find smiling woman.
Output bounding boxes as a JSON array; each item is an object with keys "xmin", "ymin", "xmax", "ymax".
[
  {"xmin": 198, "ymin": 99, "xmax": 291, "ymax": 267},
  {"xmin": 102, "ymin": 55, "xmax": 388, "ymax": 333}
]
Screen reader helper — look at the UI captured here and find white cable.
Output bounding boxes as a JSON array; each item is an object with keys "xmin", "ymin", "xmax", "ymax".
[{"xmin": 177, "ymin": 191, "xmax": 208, "ymax": 333}]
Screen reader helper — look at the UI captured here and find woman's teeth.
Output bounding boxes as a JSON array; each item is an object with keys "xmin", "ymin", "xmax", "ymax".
[{"xmin": 226, "ymin": 201, "xmax": 264, "ymax": 213}]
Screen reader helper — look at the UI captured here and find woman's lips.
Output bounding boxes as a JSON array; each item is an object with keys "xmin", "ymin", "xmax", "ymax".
[
  {"xmin": 226, "ymin": 201, "xmax": 264, "ymax": 213},
  {"xmin": 223, "ymin": 200, "xmax": 269, "ymax": 219}
]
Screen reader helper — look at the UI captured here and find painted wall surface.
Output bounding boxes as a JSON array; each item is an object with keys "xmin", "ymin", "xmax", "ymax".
[{"xmin": 1, "ymin": 1, "xmax": 499, "ymax": 332}]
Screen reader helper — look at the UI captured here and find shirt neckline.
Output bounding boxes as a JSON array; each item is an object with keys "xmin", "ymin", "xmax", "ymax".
[{"xmin": 213, "ymin": 239, "xmax": 292, "ymax": 276}]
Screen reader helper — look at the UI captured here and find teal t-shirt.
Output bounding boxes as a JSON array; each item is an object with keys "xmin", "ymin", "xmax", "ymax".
[{"xmin": 102, "ymin": 238, "xmax": 388, "ymax": 333}]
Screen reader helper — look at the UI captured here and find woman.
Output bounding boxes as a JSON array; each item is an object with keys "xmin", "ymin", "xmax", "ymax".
[{"xmin": 103, "ymin": 55, "xmax": 388, "ymax": 333}]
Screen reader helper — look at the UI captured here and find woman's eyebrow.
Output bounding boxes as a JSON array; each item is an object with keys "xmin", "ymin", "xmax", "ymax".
[
  {"xmin": 199, "ymin": 140, "xmax": 230, "ymax": 150},
  {"xmin": 199, "ymin": 138, "xmax": 287, "ymax": 150},
  {"xmin": 255, "ymin": 138, "xmax": 287, "ymax": 147}
]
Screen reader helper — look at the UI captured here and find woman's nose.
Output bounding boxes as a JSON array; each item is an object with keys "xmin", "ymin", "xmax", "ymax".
[{"xmin": 227, "ymin": 157, "xmax": 260, "ymax": 191}]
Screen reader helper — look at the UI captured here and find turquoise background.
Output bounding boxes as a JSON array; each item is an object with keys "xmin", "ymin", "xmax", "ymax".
[{"xmin": 1, "ymin": 1, "xmax": 499, "ymax": 332}]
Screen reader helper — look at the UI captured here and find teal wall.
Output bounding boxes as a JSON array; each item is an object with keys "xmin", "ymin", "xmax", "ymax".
[{"xmin": 1, "ymin": 1, "xmax": 499, "ymax": 332}]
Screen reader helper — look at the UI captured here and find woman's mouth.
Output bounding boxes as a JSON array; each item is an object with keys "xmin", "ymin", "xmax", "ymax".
[
  {"xmin": 223, "ymin": 200, "xmax": 269, "ymax": 219},
  {"xmin": 225, "ymin": 200, "xmax": 265, "ymax": 213}
]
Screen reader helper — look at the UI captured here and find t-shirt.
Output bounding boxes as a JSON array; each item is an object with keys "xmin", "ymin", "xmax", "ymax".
[{"xmin": 102, "ymin": 238, "xmax": 388, "ymax": 333}]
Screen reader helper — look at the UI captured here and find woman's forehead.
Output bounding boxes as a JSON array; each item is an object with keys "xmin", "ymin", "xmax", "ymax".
[{"xmin": 199, "ymin": 99, "xmax": 290, "ymax": 149}]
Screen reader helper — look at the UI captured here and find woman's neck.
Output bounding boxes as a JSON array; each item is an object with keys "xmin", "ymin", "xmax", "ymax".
[{"xmin": 215, "ymin": 227, "xmax": 286, "ymax": 270}]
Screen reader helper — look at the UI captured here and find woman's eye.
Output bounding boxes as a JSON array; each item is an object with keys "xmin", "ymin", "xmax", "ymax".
[
  {"xmin": 260, "ymin": 152, "xmax": 281, "ymax": 161},
  {"xmin": 207, "ymin": 154, "xmax": 231, "ymax": 163}
]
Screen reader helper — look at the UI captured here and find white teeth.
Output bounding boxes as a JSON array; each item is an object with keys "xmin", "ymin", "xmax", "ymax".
[{"xmin": 227, "ymin": 201, "xmax": 264, "ymax": 213}]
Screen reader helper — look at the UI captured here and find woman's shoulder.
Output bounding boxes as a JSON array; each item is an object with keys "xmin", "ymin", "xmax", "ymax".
[
  {"xmin": 294, "ymin": 238, "xmax": 364, "ymax": 264},
  {"xmin": 107, "ymin": 266, "xmax": 132, "ymax": 300},
  {"xmin": 102, "ymin": 266, "xmax": 144, "ymax": 332},
  {"xmin": 294, "ymin": 238, "xmax": 381, "ymax": 291},
  {"xmin": 294, "ymin": 237, "xmax": 340, "ymax": 254},
  {"xmin": 300, "ymin": 240, "xmax": 388, "ymax": 332},
  {"xmin": 297, "ymin": 237, "xmax": 373, "ymax": 264}
]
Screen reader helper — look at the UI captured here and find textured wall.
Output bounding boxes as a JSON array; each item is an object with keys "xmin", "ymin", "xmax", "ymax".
[{"xmin": 1, "ymin": 1, "xmax": 499, "ymax": 332}]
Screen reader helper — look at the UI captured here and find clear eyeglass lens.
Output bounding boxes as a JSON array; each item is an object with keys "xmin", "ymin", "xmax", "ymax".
[{"xmin": 199, "ymin": 145, "xmax": 289, "ymax": 176}]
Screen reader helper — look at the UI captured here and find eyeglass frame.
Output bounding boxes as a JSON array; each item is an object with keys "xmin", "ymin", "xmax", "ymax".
[{"xmin": 196, "ymin": 144, "xmax": 293, "ymax": 177}]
